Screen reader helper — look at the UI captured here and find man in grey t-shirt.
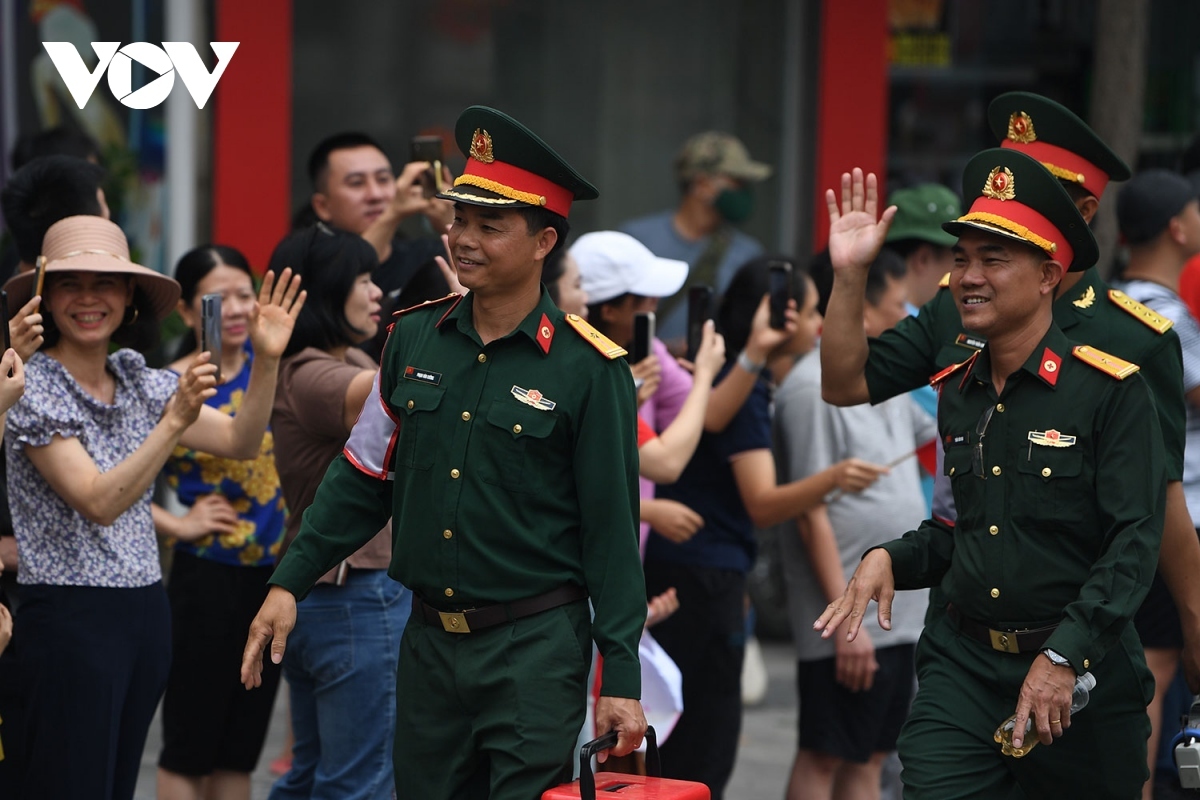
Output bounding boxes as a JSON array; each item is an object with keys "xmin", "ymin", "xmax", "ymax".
[
  {"xmin": 774, "ymin": 250, "xmax": 933, "ymax": 800},
  {"xmin": 619, "ymin": 132, "xmax": 769, "ymax": 345}
]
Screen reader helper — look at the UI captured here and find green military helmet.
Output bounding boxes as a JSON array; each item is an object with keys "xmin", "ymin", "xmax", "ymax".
[
  {"xmin": 884, "ymin": 183, "xmax": 962, "ymax": 247},
  {"xmin": 988, "ymin": 91, "xmax": 1131, "ymax": 201},
  {"xmin": 943, "ymin": 148, "xmax": 1098, "ymax": 272},
  {"xmin": 438, "ymin": 105, "xmax": 598, "ymax": 220}
]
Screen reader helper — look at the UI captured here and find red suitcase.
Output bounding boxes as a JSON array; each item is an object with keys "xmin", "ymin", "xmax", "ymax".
[{"xmin": 542, "ymin": 727, "xmax": 710, "ymax": 799}]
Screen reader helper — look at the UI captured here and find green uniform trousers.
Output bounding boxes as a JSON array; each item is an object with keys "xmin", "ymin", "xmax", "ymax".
[
  {"xmin": 393, "ymin": 599, "xmax": 592, "ymax": 800},
  {"xmin": 898, "ymin": 611, "xmax": 1153, "ymax": 799}
]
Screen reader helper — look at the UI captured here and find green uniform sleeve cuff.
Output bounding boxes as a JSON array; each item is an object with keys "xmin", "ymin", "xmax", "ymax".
[
  {"xmin": 1043, "ymin": 626, "xmax": 1094, "ymax": 676},
  {"xmin": 875, "ymin": 542, "xmax": 916, "ymax": 588},
  {"xmin": 598, "ymin": 656, "xmax": 641, "ymax": 699},
  {"xmin": 268, "ymin": 551, "xmax": 328, "ymax": 603}
]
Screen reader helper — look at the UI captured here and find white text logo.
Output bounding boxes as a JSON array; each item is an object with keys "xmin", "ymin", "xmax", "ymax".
[{"xmin": 42, "ymin": 42, "xmax": 239, "ymax": 110}]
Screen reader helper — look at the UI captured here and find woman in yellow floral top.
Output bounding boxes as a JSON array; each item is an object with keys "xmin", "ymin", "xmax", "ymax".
[{"xmin": 153, "ymin": 245, "xmax": 287, "ymax": 800}]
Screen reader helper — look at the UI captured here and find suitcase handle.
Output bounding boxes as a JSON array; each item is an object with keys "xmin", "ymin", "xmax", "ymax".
[{"xmin": 578, "ymin": 725, "xmax": 659, "ymax": 800}]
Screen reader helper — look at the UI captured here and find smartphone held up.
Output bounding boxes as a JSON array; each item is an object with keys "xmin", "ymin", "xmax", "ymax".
[
  {"xmin": 768, "ymin": 261, "xmax": 793, "ymax": 330},
  {"xmin": 410, "ymin": 135, "xmax": 445, "ymax": 199},
  {"xmin": 686, "ymin": 285, "xmax": 713, "ymax": 362},
  {"xmin": 200, "ymin": 293, "xmax": 223, "ymax": 384},
  {"xmin": 632, "ymin": 311, "xmax": 655, "ymax": 364}
]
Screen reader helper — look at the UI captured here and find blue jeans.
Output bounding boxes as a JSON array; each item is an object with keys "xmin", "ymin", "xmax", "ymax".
[{"xmin": 270, "ymin": 570, "xmax": 410, "ymax": 800}]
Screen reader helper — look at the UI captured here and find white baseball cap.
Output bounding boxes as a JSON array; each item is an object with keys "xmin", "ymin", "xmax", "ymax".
[{"xmin": 569, "ymin": 231, "xmax": 689, "ymax": 305}]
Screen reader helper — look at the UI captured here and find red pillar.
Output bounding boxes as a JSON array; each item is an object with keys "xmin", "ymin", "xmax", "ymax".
[
  {"xmin": 211, "ymin": 0, "xmax": 292, "ymax": 272},
  {"xmin": 811, "ymin": 0, "xmax": 890, "ymax": 252}
]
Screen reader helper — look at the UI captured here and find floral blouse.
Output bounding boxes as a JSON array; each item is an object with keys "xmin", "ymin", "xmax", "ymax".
[
  {"xmin": 6, "ymin": 350, "xmax": 177, "ymax": 587},
  {"xmin": 164, "ymin": 350, "xmax": 286, "ymax": 568}
]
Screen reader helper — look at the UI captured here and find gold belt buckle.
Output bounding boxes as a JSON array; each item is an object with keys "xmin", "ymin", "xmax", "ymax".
[
  {"xmin": 439, "ymin": 611, "xmax": 471, "ymax": 633},
  {"xmin": 989, "ymin": 628, "xmax": 1020, "ymax": 654}
]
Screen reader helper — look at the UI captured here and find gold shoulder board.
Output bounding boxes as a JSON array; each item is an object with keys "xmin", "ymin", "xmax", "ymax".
[
  {"xmin": 393, "ymin": 292, "xmax": 462, "ymax": 319},
  {"xmin": 564, "ymin": 314, "xmax": 627, "ymax": 359},
  {"xmin": 929, "ymin": 355, "xmax": 972, "ymax": 387},
  {"xmin": 938, "ymin": 272, "xmax": 951, "ymax": 288},
  {"xmin": 1073, "ymin": 345, "xmax": 1139, "ymax": 380},
  {"xmin": 1107, "ymin": 290, "xmax": 1173, "ymax": 334}
]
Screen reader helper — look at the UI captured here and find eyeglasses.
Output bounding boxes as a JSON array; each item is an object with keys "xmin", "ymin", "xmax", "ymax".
[{"xmin": 971, "ymin": 404, "xmax": 997, "ymax": 480}]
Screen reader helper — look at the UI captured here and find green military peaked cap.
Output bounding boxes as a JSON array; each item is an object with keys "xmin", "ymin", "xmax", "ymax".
[
  {"xmin": 943, "ymin": 148, "xmax": 1098, "ymax": 272},
  {"xmin": 988, "ymin": 91, "xmax": 1131, "ymax": 200},
  {"xmin": 885, "ymin": 183, "xmax": 962, "ymax": 247},
  {"xmin": 438, "ymin": 106, "xmax": 598, "ymax": 219}
]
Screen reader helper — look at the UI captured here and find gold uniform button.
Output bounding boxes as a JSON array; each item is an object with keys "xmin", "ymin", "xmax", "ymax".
[
  {"xmin": 443, "ymin": 529, "xmax": 453, "ymax": 540},
  {"xmin": 989, "ymin": 525, "xmax": 999, "ymax": 535},
  {"xmin": 461, "ymin": 411, "xmax": 471, "ymax": 421},
  {"xmin": 444, "ymin": 588, "xmax": 454, "ymax": 597},
  {"xmin": 1042, "ymin": 467, "xmax": 1052, "ymax": 477},
  {"xmin": 1083, "ymin": 658, "xmax": 1090, "ymax": 669},
  {"xmin": 996, "ymin": 403, "xmax": 1006, "ymax": 413},
  {"xmin": 949, "ymin": 467, "xmax": 956, "ymax": 476},
  {"xmin": 477, "ymin": 353, "xmax": 487, "ymax": 363},
  {"xmin": 992, "ymin": 466, "xmax": 1002, "ymax": 476},
  {"xmin": 450, "ymin": 469, "xmax": 461, "ymax": 479},
  {"xmin": 990, "ymin": 588, "xmax": 1000, "ymax": 598},
  {"xmin": 513, "ymin": 424, "xmax": 522, "ymax": 434},
  {"xmin": 406, "ymin": 400, "xmax": 414, "ymax": 410}
]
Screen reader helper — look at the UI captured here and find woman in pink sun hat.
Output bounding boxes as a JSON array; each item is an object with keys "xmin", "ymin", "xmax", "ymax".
[{"xmin": 2, "ymin": 215, "xmax": 305, "ymax": 800}]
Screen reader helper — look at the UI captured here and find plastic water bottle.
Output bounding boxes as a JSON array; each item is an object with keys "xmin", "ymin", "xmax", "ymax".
[{"xmin": 993, "ymin": 672, "xmax": 1096, "ymax": 758}]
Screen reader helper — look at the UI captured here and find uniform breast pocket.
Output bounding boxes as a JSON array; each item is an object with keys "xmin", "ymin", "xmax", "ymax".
[
  {"xmin": 1016, "ymin": 447, "xmax": 1085, "ymax": 522},
  {"xmin": 391, "ymin": 382, "xmax": 445, "ymax": 471},
  {"xmin": 479, "ymin": 399, "xmax": 559, "ymax": 494}
]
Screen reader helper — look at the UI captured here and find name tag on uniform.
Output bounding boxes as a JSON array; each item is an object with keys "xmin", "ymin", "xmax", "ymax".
[
  {"xmin": 404, "ymin": 366, "xmax": 442, "ymax": 385},
  {"xmin": 1028, "ymin": 429, "xmax": 1076, "ymax": 448},
  {"xmin": 956, "ymin": 333, "xmax": 987, "ymax": 350},
  {"xmin": 944, "ymin": 432, "xmax": 971, "ymax": 448}
]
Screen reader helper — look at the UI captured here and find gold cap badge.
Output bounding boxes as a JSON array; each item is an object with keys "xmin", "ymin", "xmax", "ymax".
[
  {"xmin": 469, "ymin": 128, "xmax": 495, "ymax": 163},
  {"xmin": 982, "ymin": 166, "xmax": 1016, "ymax": 201},
  {"xmin": 1007, "ymin": 111, "xmax": 1037, "ymax": 144}
]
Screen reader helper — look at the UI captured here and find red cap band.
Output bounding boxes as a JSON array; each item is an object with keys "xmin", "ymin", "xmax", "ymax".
[
  {"xmin": 1000, "ymin": 139, "xmax": 1110, "ymax": 200},
  {"xmin": 458, "ymin": 158, "xmax": 575, "ymax": 217},
  {"xmin": 963, "ymin": 195, "xmax": 1075, "ymax": 269}
]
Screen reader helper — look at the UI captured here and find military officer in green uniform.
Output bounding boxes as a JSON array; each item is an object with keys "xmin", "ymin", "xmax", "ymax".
[
  {"xmin": 819, "ymin": 92, "xmax": 1200, "ymax": 699},
  {"xmin": 241, "ymin": 107, "xmax": 648, "ymax": 799},
  {"xmin": 817, "ymin": 147, "xmax": 1166, "ymax": 798}
]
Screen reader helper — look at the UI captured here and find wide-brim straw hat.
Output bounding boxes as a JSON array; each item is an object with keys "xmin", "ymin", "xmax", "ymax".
[{"xmin": 3, "ymin": 215, "xmax": 181, "ymax": 319}]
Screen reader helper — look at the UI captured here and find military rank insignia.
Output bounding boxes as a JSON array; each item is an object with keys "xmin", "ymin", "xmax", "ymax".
[
  {"xmin": 1028, "ymin": 429, "xmax": 1077, "ymax": 448},
  {"xmin": 511, "ymin": 385, "xmax": 556, "ymax": 411}
]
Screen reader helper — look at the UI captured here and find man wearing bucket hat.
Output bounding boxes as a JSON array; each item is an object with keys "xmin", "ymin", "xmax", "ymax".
[
  {"xmin": 817, "ymin": 148, "xmax": 1165, "ymax": 798},
  {"xmin": 621, "ymin": 132, "xmax": 771, "ymax": 345},
  {"xmin": 819, "ymin": 94, "xmax": 1200, "ymax": 707},
  {"xmin": 244, "ymin": 107, "xmax": 647, "ymax": 800},
  {"xmin": 4, "ymin": 215, "xmax": 304, "ymax": 800},
  {"xmin": 884, "ymin": 183, "xmax": 962, "ymax": 314}
]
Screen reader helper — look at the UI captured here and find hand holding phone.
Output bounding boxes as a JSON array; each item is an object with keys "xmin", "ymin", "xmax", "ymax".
[
  {"xmin": 686, "ymin": 286, "xmax": 714, "ymax": 362},
  {"xmin": 410, "ymin": 135, "xmax": 445, "ymax": 198},
  {"xmin": 200, "ymin": 293, "xmax": 223, "ymax": 384},
  {"xmin": 768, "ymin": 261, "xmax": 793, "ymax": 330},
  {"xmin": 632, "ymin": 312, "xmax": 655, "ymax": 363}
]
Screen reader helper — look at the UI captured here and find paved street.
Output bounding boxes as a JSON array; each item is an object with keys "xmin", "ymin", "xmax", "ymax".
[{"xmin": 135, "ymin": 640, "xmax": 800, "ymax": 799}]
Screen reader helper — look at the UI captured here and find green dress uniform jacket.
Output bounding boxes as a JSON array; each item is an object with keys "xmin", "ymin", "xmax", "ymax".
[
  {"xmin": 879, "ymin": 323, "xmax": 1165, "ymax": 798},
  {"xmin": 269, "ymin": 288, "xmax": 646, "ymax": 695},
  {"xmin": 863, "ymin": 267, "xmax": 1185, "ymax": 480}
]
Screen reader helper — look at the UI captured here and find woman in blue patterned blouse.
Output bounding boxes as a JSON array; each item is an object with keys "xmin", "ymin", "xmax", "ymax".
[
  {"xmin": 153, "ymin": 244, "xmax": 289, "ymax": 800},
  {"xmin": 1, "ymin": 216, "xmax": 304, "ymax": 800}
]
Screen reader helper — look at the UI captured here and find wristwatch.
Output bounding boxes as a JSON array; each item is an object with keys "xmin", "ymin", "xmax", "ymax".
[
  {"xmin": 1041, "ymin": 648, "xmax": 1071, "ymax": 668},
  {"xmin": 736, "ymin": 350, "xmax": 766, "ymax": 375}
]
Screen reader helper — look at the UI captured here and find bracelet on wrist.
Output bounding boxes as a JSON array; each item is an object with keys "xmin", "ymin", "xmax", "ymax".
[{"xmin": 737, "ymin": 350, "xmax": 766, "ymax": 375}]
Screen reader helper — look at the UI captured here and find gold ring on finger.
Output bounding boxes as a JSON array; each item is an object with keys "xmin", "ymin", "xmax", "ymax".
[{"xmin": 1050, "ymin": 719, "xmax": 1061, "ymax": 725}]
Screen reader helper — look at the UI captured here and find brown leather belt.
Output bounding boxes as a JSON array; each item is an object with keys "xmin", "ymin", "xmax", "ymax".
[
  {"xmin": 946, "ymin": 604, "xmax": 1058, "ymax": 654},
  {"xmin": 412, "ymin": 584, "xmax": 588, "ymax": 634}
]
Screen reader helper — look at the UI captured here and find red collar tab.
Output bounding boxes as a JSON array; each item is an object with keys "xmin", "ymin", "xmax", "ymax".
[
  {"xmin": 536, "ymin": 312, "xmax": 555, "ymax": 355},
  {"xmin": 1037, "ymin": 346, "xmax": 1062, "ymax": 386}
]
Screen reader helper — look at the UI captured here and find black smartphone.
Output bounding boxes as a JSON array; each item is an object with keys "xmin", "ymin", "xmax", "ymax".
[
  {"xmin": 200, "ymin": 293, "xmax": 223, "ymax": 383},
  {"xmin": 410, "ymin": 135, "xmax": 444, "ymax": 198},
  {"xmin": 768, "ymin": 260, "xmax": 793, "ymax": 330},
  {"xmin": 1, "ymin": 291, "xmax": 10, "ymax": 377},
  {"xmin": 686, "ymin": 285, "xmax": 714, "ymax": 362},
  {"xmin": 632, "ymin": 312, "xmax": 655, "ymax": 363},
  {"xmin": 32, "ymin": 255, "xmax": 46, "ymax": 312}
]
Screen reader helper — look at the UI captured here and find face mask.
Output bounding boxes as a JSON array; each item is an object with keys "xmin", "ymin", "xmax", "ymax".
[{"xmin": 713, "ymin": 186, "xmax": 754, "ymax": 224}]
